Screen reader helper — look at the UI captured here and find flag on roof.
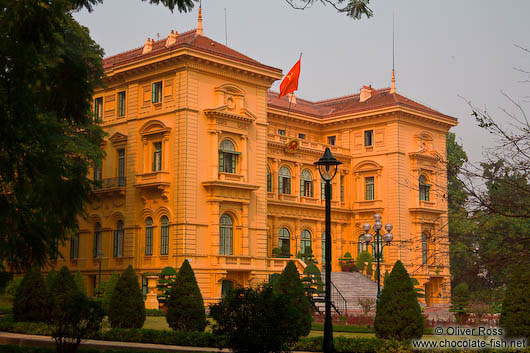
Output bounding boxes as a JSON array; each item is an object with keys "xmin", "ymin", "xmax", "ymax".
[{"xmin": 279, "ymin": 59, "xmax": 301, "ymax": 99}]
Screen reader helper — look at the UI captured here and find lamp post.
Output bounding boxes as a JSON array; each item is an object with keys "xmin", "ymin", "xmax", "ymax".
[
  {"xmin": 314, "ymin": 147, "xmax": 342, "ymax": 353},
  {"xmin": 97, "ymin": 249, "xmax": 103, "ymax": 286},
  {"xmin": 362, "ymin": 213, "xmax": 393, "ymax": 302}
]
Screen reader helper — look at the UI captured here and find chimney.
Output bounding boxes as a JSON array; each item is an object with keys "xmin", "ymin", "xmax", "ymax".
[
  {"xmin": 359, "ymin": 85, "xmax": 375, "ymax": 102},
  {"xmin": 196, "ymin": 7, "xmax": 203, "ymax": 36},
  {"xmin": 166, "ymin": 30, "xmax": 178, "ymax": 47},
  {"xmin": 142, "ymin": 38, "xmax": 152, "ymax": 54}
]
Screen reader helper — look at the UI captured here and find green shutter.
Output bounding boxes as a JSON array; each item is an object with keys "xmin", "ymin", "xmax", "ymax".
[
  {"xmin": 152, "ymin": 83, "xmax": 156, "ymax": 103},
  {"xmin": 219, "ymin": 152, "xmax": 224, "ymax": 172}
]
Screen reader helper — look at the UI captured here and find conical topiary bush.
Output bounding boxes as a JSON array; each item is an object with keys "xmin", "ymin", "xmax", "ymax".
[
  {"xmin": 374, "ymin": 260, "xmax": 424, "ymax": 340},
  {"xmin": 13, "ymin": 268, "xmax": 50, "ymax": 322},
  {"xmin": 166, "ymin": 260, "xmax": 207, "ymax": 331},
  {"xmin": 108, "ymin": 265, "xmax": 146, "ymax": 329}
]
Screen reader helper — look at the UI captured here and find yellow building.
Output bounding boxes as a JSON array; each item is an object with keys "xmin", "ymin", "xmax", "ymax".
[{"xmin": 50, "ymin": 11, "xmax": 457, "ymax": 307}]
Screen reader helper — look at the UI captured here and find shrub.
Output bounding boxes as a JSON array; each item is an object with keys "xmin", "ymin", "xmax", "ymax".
[
  {"xmin": 13, "ymin": 268, "xmax": 49, "ymax": 322},
  {"xmin": 48, "ymin": 266, "xmax": 104, "ymax": 353},
  {"xmin": 101, "ymin": 272, "xmax": 119, "ymax": 314},
  {"xmin": 145, "ymin": 308, "xmax": 165, "ymax": 316},
  {"xmin": 5, "ymin": 277, "xmax": 22, "ymax": 298},
  {"xmin": 45, "ymin": 268, "xmax": 57, "ymax": 291},
  {"xmin": 366, "ymin": 260, "xmax": 373, "ymax": 278},
  {"xmin": 74, "ymin": 271, "xmax": 87, "ymax": 296},
  {"xmin": 303, "ymin": 262, "xmax": 323, "ymax": 294},
  {"xmin": 108, "ymin": 266, "xmax": 145, "ymax": 329},
  {"xmin": 166, "ymin": 260, "xmax": 206, "ymax": 332},
  {"xmin": 374, "ymin": 260, "xmax": 423, "ymax": 340},
  {"xmin": 210, "ymin": 284, "xmax": 301, "ymax": 353},
  {"xmin": 449, "ymin": 282, "xmax": 470, "ymax": 324},
  {"xmin": 500, "ymin": 264, "xmax": 530, "ymax": 339},
  {"xmin": 339, "ymin": 252, "xmax": 357, "ymax": 272},
  {"xmin": 156, "ymin": 266, "xmax": 176, "ymax": 306},
  {"xmin": 272, "ymin": 247, "xmax": 282, "ymax": 257},
  {"xmin": 357, "ymin": 297, "xmax": 376, "ymax": 317},
  {"xmin": 276, "ymin": 260, "xmax": 312, "ymax": 338},
  {"xmin": 357, "ymin": 251, "xmax": 372, "ymax": 273},
  {"xmin": 0, "ymin": 271, "xmax": 13, "ymax": 293}
]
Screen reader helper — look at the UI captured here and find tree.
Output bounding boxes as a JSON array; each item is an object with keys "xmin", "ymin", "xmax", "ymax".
[
  {"xmin": 48, "ymin": 266, "xmax": 103, "ymax": 353},
  {"xmin": 13, "ymin": 268, "xmax": 49, "ymax": 322},
  {"xmin": 166, "ymin": 260, "xmax": 206, "ymax": 332},
  {"xmin": 108, "ymin": 265, "xmax": 145, "ymax": 329},
  {"xmin": 449, "ymin": 283, "xmax": 470, "ymax": 324},
  {"xmin": 210, "ymin": 285, "xmax": 300, "ymax": 353},
  {"xmin": 74, "ymin": 271, "xmax": 87, "ymax": 296},
  {"xmin": 366, "ymin": 259, "xmax": 373, "ymax": 278},
  {"xmin": 500, "ymin": 264, "xmax": 530, "ymax": 339},
  {"xmin": 46, "ymin": 269, "xmax": 57, "ymax": 292},
  {"xmin": 156, "ymin": 266, "xmax": 177, "ymax": 307},
  {"xmin": 275, "ymin": 261, "xmax": 312, "ymax": 338},
  {"xmin": 284, "ymin": 0, "xmax": 373, "ymax": 19},
  {"xmin": 374, "ymin": 260, "xmax": 423, "ymax": 340},
  {"xmin": 101, "ymin": 272, "xmax": 119, "ymax": 315},
  {"xmin": 356, "ymin": 250, "xmax": 372, "ymax": 273},
  {"xmin": 0, "ymin": 0, "xmax": 199, "ymax": 271}
]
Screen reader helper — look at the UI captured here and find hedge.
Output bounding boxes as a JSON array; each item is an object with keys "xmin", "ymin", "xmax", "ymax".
[
  {"xmin": 144, "ymin": 309, "xmax": 164, "ymax": 317},
  {"xmin": 93, "ymin": 328, "xmax": 220, "ymax": 347},
  {"xmin": 310, "ymin": 322, "xmax": 434, "ymax": 335},
  {"xmin": 0, "ymin": 346, "xmax": 183, "ymax": 353}
]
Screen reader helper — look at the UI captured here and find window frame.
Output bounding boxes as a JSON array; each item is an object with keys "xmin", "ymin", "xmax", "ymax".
[
  {"xmin": 327, "ymin": 135, "xmax": 336, "ymax": 145},
  {"xmin": 118, "ymin": 91, "xmax": 126, "ymax": 117},
  {"xmin": 93, "ymin": 222, "xmax": 101, "ymax": 258},
  {"xmin": 357, "ymin": 234, "xmax": 368, "ymax": 256},
  {"xmin": 152, "ymin": 81, "xmax": 162, "ymax": 103},
  {"xmin": 321, "ymin": 180, "xmax": 332, "ymax": 200},
  {"xmin": 70, "ymin": 225, "xmax": 79, "ymax": 260},
  {"xmin": 94, "ymin": 97, "xmax": 103, "ymax": 121},
  {"xmin": 298, "ymin": 133, "xmax": 306, "ymax": 139},
  {"xmin": 219, "ymin": 139, "xmax": 239, "ymax": 174},
  {"xmin": 300, "ymin": 229, "xmax": 311, "ymax": 255},
  {"xmin": 267, "ymin": 168, "xmax": 272, "ymax": 192},
  {"xmin": 278, "ymin": 129, "xmax": 286, "ymax": 136},
  {"xmin": 364, "ymin": 130, "xmax": 373, "ymax": 147},
  {"xmin": 300, "ymin": 169, "xmax": 313, "ymax": 197},
  {"xmin": 152, "ymin": 141, "xmax": 162, "ymax": 172},
  {"xmin": 278, "ymin": 166, "xmax": 291, "ymax": 195},
  {"xmin": 422, "ymin": 232, "xmax": 428, "ymax": 264},
  {"xmin": 419, "ymin": 175, "xmax": 430, "ymax": 201},
  {"xmin": 145, "ymin": 217, "xmax": 153, "ymax": 256},
  {"xmin": 279, "ymin": 227, "xmax": 290, "ymax": 256},
  {"xmin": 160, "ymin": 216, "xmax": 169, "ymax": 255},
  {"xmin": 365, "ymin": 176, "xmax": 375, "ymax": 201},
  {"xmin": 219, "ymin": 214, "xmax": 233, "ymax": 255},
  {"xmin": 113, "ymin": 220, "xmax": 124, "ymax": 258}
]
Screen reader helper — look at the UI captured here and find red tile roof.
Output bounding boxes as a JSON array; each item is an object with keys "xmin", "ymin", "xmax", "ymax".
[
  {"xmin": 267, "ymin": 88, "xmax": 457, "ymax": 122},
  {"xmin": 103, "ymin": 30, "xmax": 281, "ymax": 74}
]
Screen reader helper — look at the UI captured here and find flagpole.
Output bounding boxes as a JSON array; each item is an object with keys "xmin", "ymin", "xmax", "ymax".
[{"xmin": 284, "ymin": 52, "xmax": 302, "ymax": 134}]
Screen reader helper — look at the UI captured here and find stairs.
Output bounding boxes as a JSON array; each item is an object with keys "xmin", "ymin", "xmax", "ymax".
[{"xmin": 318, "ymin": 272, "xmax": 379, "ymax": 313}]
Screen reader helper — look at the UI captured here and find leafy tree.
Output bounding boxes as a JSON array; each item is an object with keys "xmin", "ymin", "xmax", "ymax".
[
  {"xmin": 366, "ymin": 260, "xmax": 373, "ymax": 278},
  {"xmin": 356, "ymin": 250, "xmax": 372, "ymax": 273},
  {"xmin": 383, "ymin": 270, "xmax": 389, "ymax": 286},
  {"xmin": 45, "ymin": 269, "xmax": 57, "ymax": 292},
  {"xmin": 166, "ymin": 260, "xmax": 206, "ymax": 332},
  {"xmin": 210, "ymin": 285, "xmax": 301, "ymax": 353},
  {"xmin": 48, "ymin": 266, "xmax": 103, "ymax": 353},
  {"xmin": 74, "ymin": 271, "xmax": 86, "ymax": 296},
  {"xmin": 284, "ymin": 0, "xmax": 373, "ymax": 19},
  {"xmin": 500, "ymin": 264, "xmax": 530, "ymax": 339},
  {"xmin": 108, "ymin": 265, "xmax": 145, "ymax": 329},
  {"xmin": 449, "ymin": 283, "xmax": 470, "ymax": 324},
  {"xmin": 374, "ymin": 260, "xmax": 423, "ymax": 340},
  {"xmin": 410, "ymin": 278, "xmax": 425, "ymax": 299},
  {"xmin": 275, "ymin": 261, "xmax": 312, "ymax": 338},
  {"xmin": 13, "ymin": 268, "xmax": 49, "ymax": 322},
  {"xmin": 4, "ymin": 277, "xmax": 22, "ymax": 299},
  {"xmin": 101, "ymin": 272, "xmax": 119, "ymax": 314}
]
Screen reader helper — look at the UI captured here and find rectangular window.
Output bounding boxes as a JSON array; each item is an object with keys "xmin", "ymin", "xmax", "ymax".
[
  {"xmin": 278, "ymin": 129, "xmax": 286, "ymax": 136},
  {"xmin": 113, "ymin": 229, "xmax": 123, "ymax": 257},
  {"xmin": 93, "ymin": 163, "xmax": 102, "ymax": 182},
  {"xmin": 340, "ymin": 175, "xmax": 344, "ymax": 202},
  {"xmin": 219, "ymin": 152, "xmax": 237, "ymax": 173},
  {"xmin": 327, "ymin": 136, "xmax": 336, "ymax": 145},
  {"xmin": 364, "ymin": 130, "xmax": 373, "ymax": 146},
  {"xmin": 93, "ymin": 231, "xmax": 101, "ymax": 258},
  {"xmin": 118, "ymin": 149, "xmax": 125, "ymax": 186},
  {"xmin": 94, "ymin": 97, "xmax": 103, "ymax": 121},
  {"xmin": 152, "ymin": 81, "xmax": 162, "ymax": 103},
  {"xmin": 145, "ymin": 226, "xmax": 153, "ymax": 256},
  {"xmin": 301, "ymin": 180, "xmax": 313, "ymax": 197},
  {"xmin": 160, "ymin": 225, "xmax": 169, "ymax": 255},
  {"xmin": 279, "ymin": 177, "xmax": 291, "ymax": 194},
  {"xmin": 118, "ymin": 91, "xmax": 126, "ymax": 117},
  {"xmin": 70, "ymin": 230, "xmax": 79, "ymax": 259},
  {"xmin": 50, "ymin": 237, "xmax": 59, "ymax": 260},
  {"xmin": 298, "ymin": 133, "xmax": 306, "ymax": 139},
  {"xmin": 153, "ymin": 142, "xmax": 162, "ymax": 171},
  {"xmin": 365, "ymin": 176, "xmax": 375, "ymax": 200},
  {"xmin": 420, "ymin": 185, "xmax": 430, "ymax": 201},
  {"xmin": 267, "ymin": 171, "xmax": 272, "ymax": 192}
]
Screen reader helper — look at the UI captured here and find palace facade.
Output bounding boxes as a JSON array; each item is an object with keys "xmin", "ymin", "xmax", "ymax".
[{"xmin": 49, "ymin": 12, "xmax": 457, "ymax": 307}]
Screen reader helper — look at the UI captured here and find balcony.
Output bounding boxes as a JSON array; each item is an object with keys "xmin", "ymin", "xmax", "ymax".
[
  {"xmin": 134, "ymin": 171, "xmax": 170, "ymax": 201},
  {"xmin": 93, "ymin": 177, "xmax": 126, "ymax": 196}
]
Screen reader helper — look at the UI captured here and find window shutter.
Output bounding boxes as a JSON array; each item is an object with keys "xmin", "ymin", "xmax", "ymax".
[
  {"xmin": 231, "ymin": 155, "xmax": 236, "ymax": 173},
  {"xmin": 219, "ymin": 152, "xmax": 224, "ymax": 173},
  {"xmin": 113, "ymin": 231, "xmax": 118, "ymax": 257},
  {"xmin": 300, "ymin": 178, "xmax": 304, "ymax": 197},
  {"xmin": 278, "ymin": 176, "xmax": 283, "ymax": 194}
]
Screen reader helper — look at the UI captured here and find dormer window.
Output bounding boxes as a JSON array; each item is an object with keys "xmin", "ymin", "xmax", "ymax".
[
  {"xmin": 219, "ymin": 139, "xmax": 239, "ymax": 174},
  {"xmin": 152, "ymin": 81, "xmax": 162, "ymax": 103}
]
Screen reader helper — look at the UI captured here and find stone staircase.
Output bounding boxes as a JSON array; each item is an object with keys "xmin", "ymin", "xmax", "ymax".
[{"xmin": 318, "ymin": 272, "xmax": 379, "ymax": 313}]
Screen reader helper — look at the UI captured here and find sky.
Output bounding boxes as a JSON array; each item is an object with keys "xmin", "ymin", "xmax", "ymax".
[{"xmin": 73, "ymin": 0, "xmax": 530, "ymax": 164}]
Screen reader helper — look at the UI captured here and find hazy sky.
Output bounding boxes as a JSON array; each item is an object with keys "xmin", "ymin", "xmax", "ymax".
[{"xmin": 74, "ymin": 0, "xmax": 530, "ymax": 164}]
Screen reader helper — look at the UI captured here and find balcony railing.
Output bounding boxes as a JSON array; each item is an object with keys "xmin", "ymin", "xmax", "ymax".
[{"xmin": 94, "ymin": 177, "xmax": 126, "ymax": 190}]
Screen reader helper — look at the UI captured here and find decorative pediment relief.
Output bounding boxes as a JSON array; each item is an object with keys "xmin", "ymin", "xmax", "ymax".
[
  {"xmin": 409, "ymin": 150, "xmax": 443, "ymax": 162},
  {"xmin": 109, "ymin": 132, "xmax": 127, "ymax": 148},
  {"xmin": 204, "ymin": 83, "xmax": 255, "ymax": 125},
  {"xmin": 139, "ymin": 120, "xmax": 171, "ymax": 138},
  {"xmin": 203, "ymin": 106, "xmax": 256, "ymax": 124}
]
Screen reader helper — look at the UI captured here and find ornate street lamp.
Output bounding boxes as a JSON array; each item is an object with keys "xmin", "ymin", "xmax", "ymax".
[
  {"xmin": 314, "ymin": 147, "xmax": 342, "ymax": 353},
  {"xmin": 363, "ymin": 213, "xmax": 393, "ymax": 302}
]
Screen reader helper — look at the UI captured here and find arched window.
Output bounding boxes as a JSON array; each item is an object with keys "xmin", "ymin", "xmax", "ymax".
[
  {"xmin": 419, "ymin": 175, "xmax": 430, "ymax": 201},
  {"xmin": 70, "ymin": 224, "xmax": 79, "ymax": 260},
  {"xmin": 219, "ymin": 139, "xmax": 238, "ymax": 173},
  {"xmin": 93, "ymin": 222, "xmax": 101, "ymax": 258},
  {"xmin": 422, "ymin": 232, "xmax": 428, "ymax": 264},
  {"xmin": 219, "ymin": 214, "xmax": 233, "ymax": 255},
  {"xmin": 145, "ymin": 217, "xmax": 153, "ymax": 256},
  {"xmin": 114, "ymin": 220, "xmax": 124, "ymax": 258},
  {"xmin": 371, "ymin": 234, "xmax": 383, "ymax": 261},
  {"xmin": 278, "ymin": 167, "xmax": 291, "ymax": 194},
  {"xmin": 160, "ymin": 216, "xmax": 169, "ymax": 255},
  {"xmin": 279, "ymin": 227, "xmax": 290, "ymax": 255},
  {"xmin": 300, "ymin": 229, "xmax": 312, "ymax": 254},
  {"xmin": 267, "ymin": 167, "xmax": 272, "ymax": 192},
  {"xmin": 357, "ymin": 234, "xmax": 368, "ymax": 256},
  {"xmin": 300, "ymin": 169, "xmax": 313, "ymax": 197},
  {"xmin": 321, "ymin": 231, "xmax": 326, "ymax": 265}
]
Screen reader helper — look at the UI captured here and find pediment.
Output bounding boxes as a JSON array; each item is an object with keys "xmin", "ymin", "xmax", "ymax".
[
  {"xmin": 109, "ymin": 132, "xmax": 127, "ymax": 147},
  {"xmin": 409, "ymin": 149, "xmax": 443, "ymax": 162},
  {"xmin": 203, "ymin": 105, "xmax": 256, "ymax": 123}
]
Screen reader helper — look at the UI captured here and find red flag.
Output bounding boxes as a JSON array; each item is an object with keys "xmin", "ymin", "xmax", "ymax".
[{"xmin": 279, "ymin": 59, "xmax": 301, "ymax": 99}]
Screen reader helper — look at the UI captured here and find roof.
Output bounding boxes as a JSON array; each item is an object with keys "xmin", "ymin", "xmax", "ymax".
[
  {"xmin": 102, "ymin": 30, "xmax": 281, "ymax": 74},
  {"xmin": 267, "ymin": 88, "xmax": 457, "ymax": 122}
]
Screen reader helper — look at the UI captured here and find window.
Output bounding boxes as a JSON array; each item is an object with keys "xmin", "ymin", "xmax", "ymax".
[
  {"xmin": 419, "ymin": 175, "xmax": 430, "ymax": 201},
  {"xmin": 267, "ymin": 168, "xmax": 272, "ymax": 192},
  {"xmin": 278, "ymin": 166, "xmax": 291, "ymax": 194},
  {"xmin": 153, "ymin": 142, "xmax": 162, "ymax": 171},
  {"xmin": 371, "ymin": 235, "xmax": 383, "ymax": 261},
  {"xmin": 114, "ymin": 220, "xmax": 124, "ymax": 258},
  {"xmin": 160, "ymin": 216, "xmax": 169, "ymax": 255},
  {"xmin": 279, "ymin": 228, "xmax": 290, "ymax": 256},
  {"xmin": 298, "ymin": 133, "xmax": 306, "ymax": 139},
  {"xmin": 145, "ymin": 218, "xmax": 153, "ymax": 256},
  {"xmin": 221, "ymin": 280, "xmax": 234, "ymax": 297},
  {"xmin": 300, "ymin": 169, "xmax": 313, "ymax": 197},
  {"xmin": 422, "ymin": 233, "xmax": 428, "ymax": 264},
  {"xmin": 278, "ymin": 129, "xmax": 286, "ymax": 136},
  {"xmin": 93, "ymin": 222, "xmax": 101, "ymax": 258},
  {"xmin": 358, "ymin": 234, "xmax": 368, "ymax": 256},
  {"xmin": 70, "ymin": 225, "xmax": 79, "ymax": 260},
  {"xmin": 365, "ymin": 176, "xmax": 375, "ymax": 200},
  {"xmin": 219, "ymin": 139, "xmax": 238, "ymax": 174},
  {"xmin": 219, "ymin": 214, "xmax": 233, "ymax": 255},
  {"xmin": 321, "ymin": 231, "xmax": 326, "ymax": 265},
  {"xmin": 50, "ymin": 237, "xmax": 59, "ymax": 260},
  {"xmin": 118, "ymin": 91, "xmax": 126, "ymax": 117},
  {"xmin": 142, "ymin": 275, "xmax": 148, "ymax": 297},
  {"xmin": 152, "ymin": 81, "xmax": 162, "ymax": 103},
  {"xmin": 340, "ymin": 175, "xmax": 344, "ymax": 202},
  {"xmin": 327, "ymin": 136, "xmax": 336, "ymax": 145},
  {"xmin": 321, "ymin": 180, "xmax": 332, "ymax": 200},
  {"xmin": 300, "ymin": 229, "xmax": 311, "ymax": 255},
  {"xmin": 93, "ymin": 163, "xmax": 102, "ymax": 182},
  {"xmin": 364, "ymin": 130, "xmax": 373, "ymax": 146},
  {"xmin": 94, "ymin": 97, "xmax": 103, "ymax": 121},
  {"xmin": 118, "ymin": 149, "xmax": 125, "ymax": 186}
]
